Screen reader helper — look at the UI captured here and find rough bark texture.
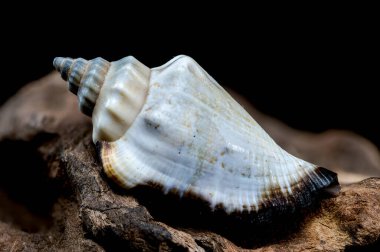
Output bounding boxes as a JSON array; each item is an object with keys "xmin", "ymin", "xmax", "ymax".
[{"xmin": 0, "ymin": 73, "xmax": 379, "ymax": 251}]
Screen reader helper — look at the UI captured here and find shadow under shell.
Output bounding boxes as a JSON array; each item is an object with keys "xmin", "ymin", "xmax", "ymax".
[{"xmin": 104, "ymin": 169, "xmax": 338, "ymax": 249}]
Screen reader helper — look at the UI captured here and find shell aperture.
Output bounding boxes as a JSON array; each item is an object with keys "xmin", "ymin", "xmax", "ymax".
[{"xmin": 53, "ymin": 55, "xmax": 339, "ymax": 214}]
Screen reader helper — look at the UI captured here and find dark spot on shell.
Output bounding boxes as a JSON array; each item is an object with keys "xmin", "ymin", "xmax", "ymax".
[
  {"xmin": 209, "ymin": 156, "xmax": 217, "ymax": 164},
  {"xmin": 145, "ymin": 106, "xmax": 153, "ymax": 112},
  {"xmin": 220, "ymin": 147, "xmax": 232, "ymax": 156},
  {"xmin": 144, "ymin": 118, "xmax": 160, "ymax": 130},
  {"xmin": 214, "ymin": 203, "xmax": 224, "ymax": 210}
]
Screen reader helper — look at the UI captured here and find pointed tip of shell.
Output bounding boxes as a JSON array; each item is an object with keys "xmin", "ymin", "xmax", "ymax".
[
  {"xmin": 53, "ymin": 56, "xmax": 111, "ymax": 117},
  {"xmin": 53, "ymin": 57, "xmax": 73, "ymax": 81},
  {"xmin": 52, "ymin": 57, "xmax": 65, "ymax": 70}
]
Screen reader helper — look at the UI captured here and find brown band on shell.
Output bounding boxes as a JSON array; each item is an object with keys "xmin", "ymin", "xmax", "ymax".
[
  {"xmin": 97, "ymin": 141, "xmax": 128, "ymax": 188},
  {"xmin": 256, "ymin": 167, "xmax": 339, "ymax": 213}
]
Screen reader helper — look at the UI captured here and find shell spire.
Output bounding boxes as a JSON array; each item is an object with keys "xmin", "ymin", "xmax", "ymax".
[
  {"xmin": 53, "ymin": 56, "xmax": 150, "ymax": 142},
  {"xmin": 53, "ymin": 56, "xmax": 110, "ymax": 116}
]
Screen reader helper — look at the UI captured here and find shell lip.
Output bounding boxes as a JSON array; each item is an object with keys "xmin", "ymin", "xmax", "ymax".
[
  {"xmin": 317, "ymin": 167, "xmax": 340, "ymax": 197},
  {"xmin": 97, "ymin": 170, "xmax": 330, "ymax": 230},
  {"xmin": 97, "ymin": 141, "xmax": 340, "ymax": 219},
  {"xmin": 53, "ymin": 57, "xmax": 65, "ymax": 72}
]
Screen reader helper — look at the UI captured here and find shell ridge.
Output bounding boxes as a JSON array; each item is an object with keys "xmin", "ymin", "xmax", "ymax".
[
  {"xmin": 109, "ymin": 117, "xmax": 195, "ymax": 194},
  {"xmin": 67, "ymin": 58, "xmax": 88, "ymax": 94},
  {"xmin": 111, "ymin": 102, "xmax": 241, "ymax": 209},
  {"xmin": 272, "ymin": 146, "xmax": 287, "ymax": 194},
  {"xmin": 91, "ymin": 56, "xmax": 150, "ymax": 142},
  {"xmin": 78, "ymin": 58, "xmax": 110, "ymax": 116}
]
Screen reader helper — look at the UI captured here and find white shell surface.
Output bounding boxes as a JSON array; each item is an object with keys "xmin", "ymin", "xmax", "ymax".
[
  {"xmin": 100, "ymin": 55, "xmax": 329, "ymax": 213},
  {"xmin": 92, "ymin": 56, "xmax": 150, "ymax": 142}
]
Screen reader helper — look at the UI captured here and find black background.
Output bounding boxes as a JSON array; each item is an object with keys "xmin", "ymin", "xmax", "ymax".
[{"xmin": 1, "ymin": 9, "xmax": 378, "ymax": 148}]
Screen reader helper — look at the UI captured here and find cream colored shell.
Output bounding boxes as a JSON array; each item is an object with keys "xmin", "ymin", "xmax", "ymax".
[
  {"xmin": 92, "ymin": 56, "xmax": 150, "ymax": 142},
  {"xmin": 54, "ymin": 55, "xmax": 339, "ymax": 214}
]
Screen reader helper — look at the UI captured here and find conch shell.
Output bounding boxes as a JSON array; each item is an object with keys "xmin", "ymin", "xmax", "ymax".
[{"xmin": 53, "ymin": 55, "xmax": 339, "ymax": 214}]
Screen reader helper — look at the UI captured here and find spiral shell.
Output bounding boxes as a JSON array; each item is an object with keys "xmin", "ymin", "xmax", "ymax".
[{"xmin": 53, "ymin": 55, "xmax": 339, "ymax": 215}]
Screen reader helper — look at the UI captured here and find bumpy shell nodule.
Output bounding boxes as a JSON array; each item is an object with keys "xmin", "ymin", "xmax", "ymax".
[{"xmin": 54, "ymin": 55, "xmax": 339, "ymax": 215}]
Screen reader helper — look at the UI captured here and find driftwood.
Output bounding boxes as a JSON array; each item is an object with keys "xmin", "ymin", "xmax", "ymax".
[{"xmin": 0, "ymin": 73, "xmax": 379, "ymax": 251}]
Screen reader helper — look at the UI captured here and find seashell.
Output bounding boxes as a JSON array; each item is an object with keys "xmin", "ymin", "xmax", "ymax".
[{"xmin": 53, "ymin": 55, "xmax": 339, "ymax": 215}]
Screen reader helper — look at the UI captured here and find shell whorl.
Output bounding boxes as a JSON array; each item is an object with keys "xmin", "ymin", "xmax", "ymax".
[{"xmin": 53, "ymin": 57, "xmax": 110, "ymax": 116}]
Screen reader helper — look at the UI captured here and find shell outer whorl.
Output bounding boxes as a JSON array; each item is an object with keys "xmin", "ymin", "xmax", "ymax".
[
  {"xmin": 91, "ymin": 56, "xmax": 150, "ymax": 142},
  {"xmin": 53, "ymin": 57, "xmax": 110, "ymax": 116},
  {"xmin": 93, "ymin": 55, "xmax": 340, "ymax": 216}
]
